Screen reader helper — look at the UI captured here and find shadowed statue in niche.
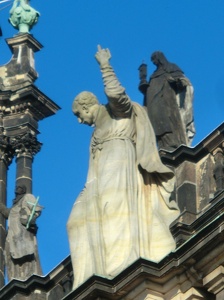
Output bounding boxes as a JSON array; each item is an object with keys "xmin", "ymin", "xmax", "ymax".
[
  {"xmin": 0, "ymin": 185, "xmax": 42, "ymax": 281},
  {"xmin": 67, "ymin": 46, "xmax": 180, "ymax": 290},
  {"xmin": 139, "ymin": 51, "xmax": 195, "ymax": 151}
]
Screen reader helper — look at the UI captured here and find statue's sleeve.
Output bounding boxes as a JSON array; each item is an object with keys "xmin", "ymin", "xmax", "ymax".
[
  {"xmin": 0, "ymin": 203, "xmax": 10, "ymax": 219},
  {"xmin": 100, "ymin": 64, "xmax": 132, "ymax": 117}
]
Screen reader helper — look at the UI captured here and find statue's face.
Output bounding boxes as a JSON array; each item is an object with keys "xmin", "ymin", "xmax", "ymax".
[
  {"xmin": 15, "ymin": 186, "xmax": 26, "ymax": 195},
  {"xmin": 74, "ymin": 104, "xmax": 95, "ymax": 126},
  {"xmin": 151, "ymin": 54, "xmax": 159, "ymax": 66}
]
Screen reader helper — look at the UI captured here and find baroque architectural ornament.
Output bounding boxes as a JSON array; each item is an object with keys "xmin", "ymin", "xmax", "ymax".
[
  {"xmin": 9, "ymin": 0, "xmax": 40, "ymax": 33},
  {"xmin": 0, "ymin": 135, "xmax": 13, "ymax": 165},
  {"xmin": 10, "ymin": 133, "xmax": 42, "ymax": 156}
]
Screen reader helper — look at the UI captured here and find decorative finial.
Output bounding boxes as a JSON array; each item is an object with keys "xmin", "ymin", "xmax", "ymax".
[{"xmin": 9, "ymin": 0, "xmax": 40, "ymax": 34}]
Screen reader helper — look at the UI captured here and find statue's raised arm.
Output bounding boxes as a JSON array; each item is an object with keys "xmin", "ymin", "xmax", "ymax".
[{"xmin": 95, "ymin": 45, "xmax": 132, "ymax": 118}]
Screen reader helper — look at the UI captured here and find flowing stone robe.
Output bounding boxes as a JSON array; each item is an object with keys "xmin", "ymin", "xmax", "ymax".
[
  {"xmin": 67, "ymin": 63, "xmax": 180, "ymax": 289},
  {"xmin": 5, "ymin": 194, "xmax": 42, "ymax": 281}
]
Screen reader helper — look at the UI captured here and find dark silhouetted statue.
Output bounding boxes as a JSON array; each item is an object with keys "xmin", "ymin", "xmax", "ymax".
[{"xmin": 139, "ymin": 51, "xmax": 195, "ymax": 151}]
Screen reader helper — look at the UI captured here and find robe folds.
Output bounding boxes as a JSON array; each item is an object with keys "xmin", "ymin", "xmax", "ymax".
[
  {"xmin": 6, "ymin": 194, "xmax": 42, "ymax": 280},
  {"xmin": 67, "ymin": 64, "xmax": 180, "ymax": 289}
]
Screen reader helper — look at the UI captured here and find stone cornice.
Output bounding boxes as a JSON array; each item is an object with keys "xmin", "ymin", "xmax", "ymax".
[
  {"xmin": 1, "ymin": 192, "xmax": 223, "ymax": 299},
  {"xmin": 0, "ymin": 256, "xmax": 72, "ymax": 299},
  {"xmin": 6, "ymin": 34, "xmax": 43, "ymax": 53},
  {"xmin": 160, "ymin": 122, "xmax": 224, "ymax": 166},
  {"xmin": 63, "ymin": 193, "xmax": 224, "ymax": 299},
  {"xmin": 0, "ymin": 84, "xmax": 61, "ymax": 120}
]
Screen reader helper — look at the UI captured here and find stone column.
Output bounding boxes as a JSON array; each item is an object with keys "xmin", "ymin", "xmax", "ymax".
[
  {"xmin": 11, "ymin": 133, "xmax": 41, "ymax": 193},
  {"xmin": 0, "ymin": 136, "xmax": 12, "ymax": 288},
  {"xmin": 16, "ymin": 153, "xmax": 33, "ymax": 193}
]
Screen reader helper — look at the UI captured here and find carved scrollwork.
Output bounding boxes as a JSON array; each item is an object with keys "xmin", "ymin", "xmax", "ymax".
[
  {"xmin": 10, "ymin": 133, "xmax": 42, "ymax": 157},
  {"xmin": 0, "ymin": 135, "xmax": 13, "ymax": 166}
]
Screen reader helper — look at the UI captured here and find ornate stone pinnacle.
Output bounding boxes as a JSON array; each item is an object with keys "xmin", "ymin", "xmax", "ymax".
[{"xmin": 9, "ymin": 0, "xmax": 40, "ymax": 34}]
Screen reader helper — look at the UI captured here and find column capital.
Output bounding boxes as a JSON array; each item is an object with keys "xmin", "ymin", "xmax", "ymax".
[
  {"xmin": 10, "ymin": 133, "xmax": 42, "ymax": 157},
  {"xmin": 0, "ymin": 135, "xmax": 13, "ymax": 166}
]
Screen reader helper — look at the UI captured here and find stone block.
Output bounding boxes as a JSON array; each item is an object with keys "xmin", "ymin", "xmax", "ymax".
[
  {"xmin": 203, "ymin": 266, "xmax": 224, "ymax": 295},
  {"xmin": 171, "ymin": 287, "xmax": 209, "ymax": 299},
  {"xmin": 33, "ymin": 289, "xmax": 46, "ymax": 300},
  {"xmin": 177, "ymin": 183, "xmax": 196, "ymax": 214},
  {"xmin": 175, "ymin": 161, "xmax": 196, "ymax": 188},
  {"xmin": 48, "ymin": 284, "xmax": 64, "ymax": 300},
  {"xmin": 144, "ymin": 294, "xmax": 164, "ymax": 300}
]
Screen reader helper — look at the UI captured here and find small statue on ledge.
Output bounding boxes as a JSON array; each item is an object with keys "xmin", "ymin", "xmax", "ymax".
[
  {"xmin": 139, "ymin": 51, "xmax": 195, "ymax": 151},
  {"xmin": 9, "ymin": 0, "xmax": 40, "ymax": 34},
  {"xmin": 0, "ymin": 185, "xmax": 42, "ymax": 281}
]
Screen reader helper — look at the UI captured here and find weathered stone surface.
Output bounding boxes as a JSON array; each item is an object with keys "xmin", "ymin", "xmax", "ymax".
[
  {"xmin": 0, "ymin": 256, "xmax": 72, "ymax": 300},
  {"xmin": 213, "ymin": 147, "xmax": 224, "ymax": 195},
  {"xmin": 48, "ymin": 285, "xmax": 64, "ymax": 300},
  {"xmin": 203, "ymin": 266, "xmax": 224, "ymax": 299},
  {"xmin": 196, "ymin": 155, "xmax": 216, "ymax": 211},
  {"xmin": 177, "ymin": 182, "xmax": 197, "ymax": 214},
  {"xmin": 175, "ymin": 161, "xmax": 196, "ymax": 188},
  {"xmin": 68, "ymin": 47, "xmax": 180, "ymax": 290},
  {"xmin": 1, "ymin": 188, "xmax": 43, "ymax": 281}
]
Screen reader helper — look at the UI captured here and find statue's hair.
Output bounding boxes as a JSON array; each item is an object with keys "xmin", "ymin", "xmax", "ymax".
[{"xmin": 73, "ymin": 91, "xmax": 99, "ymax": 112}]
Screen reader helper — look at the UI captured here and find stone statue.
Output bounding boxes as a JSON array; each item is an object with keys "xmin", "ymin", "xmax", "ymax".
[
  {"xmin": 67, "ymin": 46, "xmax": 180, "ymax": 289},
  {"xmin": 139, "ymin": 51, "xmax": 195, "ymax": 151},
  {"xmin": 0, "ymin": 185, "xmax": 42, "ymax": 281},
  {"xmin": 9, "ymin": 0, "xmax": 40, "ymax": 33}
]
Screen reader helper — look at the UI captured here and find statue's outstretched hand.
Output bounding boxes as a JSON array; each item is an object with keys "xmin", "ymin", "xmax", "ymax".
[{"xmin": 95, "ymin": 45, "xmax": 111, "ymax": 67}]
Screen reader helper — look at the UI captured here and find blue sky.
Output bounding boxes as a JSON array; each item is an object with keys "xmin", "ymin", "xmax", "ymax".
[{"xmin": 0, "ymin": 0, "xmax": 223, "ymax": 276}]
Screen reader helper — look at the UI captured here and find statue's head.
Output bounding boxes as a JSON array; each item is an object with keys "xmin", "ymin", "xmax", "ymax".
[
  {"xmin": 15, "ymin": 185, "xmax": 26, "ymax": 196},
  {"xmin": 72, "ymin": 91, "xmax": 99, "ymax": 126},
  {"xmin": 151, "ymin": 51, "xmax": 168, "ymax": 67}
]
